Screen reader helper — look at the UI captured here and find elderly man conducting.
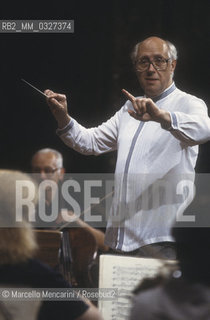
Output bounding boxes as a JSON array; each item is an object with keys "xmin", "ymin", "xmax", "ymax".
[{"xmin": 44, "ymin": 36, "xmax": 210, "ymax": 259}]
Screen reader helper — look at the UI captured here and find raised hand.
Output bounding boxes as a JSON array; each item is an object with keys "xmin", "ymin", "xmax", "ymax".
[
  {"xmin": 122, "ymin": 89, "xmax": 171, "ymax": 126},
  {"xmin": 45, "ymin": 89, "xmax": 71, "ymax": 128}
]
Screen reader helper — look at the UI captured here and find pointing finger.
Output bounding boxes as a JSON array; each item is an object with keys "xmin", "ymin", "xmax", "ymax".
[
  {"xmin": 122, "ymin": 89, "xmax": 136, "ymax": 102},
  {"xmin": 122, "ymin": 88, "xmax": 139, "ymax": 113}
]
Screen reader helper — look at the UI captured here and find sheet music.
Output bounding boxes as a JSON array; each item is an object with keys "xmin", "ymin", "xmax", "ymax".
[{"xmin": 98, "ymin": 255, "xmax": 165, "ymax": 320}]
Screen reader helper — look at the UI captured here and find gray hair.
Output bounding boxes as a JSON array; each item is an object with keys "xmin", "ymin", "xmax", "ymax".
[
  {"xmin": 32, "ymin": 148, "xmax": 63, "ymax": 168},
  {"xmin": 131, "ymin": 38, "xmax": 178, "ymax": 64},
  {"xmin": 165, "ymin": 40, "xmax": 178, "ymax": 60}
]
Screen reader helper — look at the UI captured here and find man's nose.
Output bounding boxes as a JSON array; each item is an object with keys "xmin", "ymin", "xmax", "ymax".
[
  {"xmin": 147, "ymin": 62, "xmax": 156, "ymax": 72},
  {"xmin": 40, "ymin": 170, "xmax": 47, "ymax": 179}
]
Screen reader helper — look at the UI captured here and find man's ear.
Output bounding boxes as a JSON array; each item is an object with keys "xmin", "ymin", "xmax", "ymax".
[
  {"xmin": 59, "ymin": 167, "xmax": 65, "ymax": 181},
  {"xmin": 171, "ymin": 59, "xmax": 177, "ymax": 73}
]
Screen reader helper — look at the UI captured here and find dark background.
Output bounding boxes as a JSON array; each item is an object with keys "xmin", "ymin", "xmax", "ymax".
[{"xmin": 1, "ymin": 0, "xmax": 210, "ymax": 173}]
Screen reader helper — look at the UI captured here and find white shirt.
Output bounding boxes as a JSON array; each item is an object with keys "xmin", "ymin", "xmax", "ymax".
[{"xmin": 57, "ymin": 84, "xmax": 210, "ymax": 251}]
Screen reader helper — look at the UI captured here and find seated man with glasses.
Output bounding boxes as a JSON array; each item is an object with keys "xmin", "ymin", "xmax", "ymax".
[
  {"xmin": 43, "ymin": 36, "xmax": 210, "ymax": 259},
  {"xmin": 31, "ymin": 148, "xmax": 108, "ymax": 252}
]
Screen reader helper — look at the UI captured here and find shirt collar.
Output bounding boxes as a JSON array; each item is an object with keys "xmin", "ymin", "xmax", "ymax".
[{"xmin": 149, "ymin": 82, "xmax": 176, "ymax": 103}]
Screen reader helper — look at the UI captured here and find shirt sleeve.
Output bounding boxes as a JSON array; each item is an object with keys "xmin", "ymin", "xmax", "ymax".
[
  {"xmin": 56, "ymin": 106, "xmax": 125, "ymax": 155},
  {"xmin": 168, "ymin": 96, "xmax": 210, "ymax": 146}
]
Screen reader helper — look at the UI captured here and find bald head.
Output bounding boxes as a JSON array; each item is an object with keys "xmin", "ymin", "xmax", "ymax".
[
  {"xmin": 131, "ymin": 36, "xmax": 178, "ymax": 65},
  {"xmin": 31, "ymin": 148, "xmax": 65, "ymax": 182},
  {"xmin": 32, "ymin": 148, "xmax": 63, "ymax": 168}
]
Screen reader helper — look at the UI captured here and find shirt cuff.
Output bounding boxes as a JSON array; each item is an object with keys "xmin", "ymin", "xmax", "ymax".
[
  {"xmin": 161, "ymin": 112, "xmax": 179, "ymax": 131},
  {"xmin": 170, "ymin": 112, "xmax": 178, "ymax": 129},
  {"xmin": 56, "ymin": 119, "xmax": 74, "ymax": 136}
]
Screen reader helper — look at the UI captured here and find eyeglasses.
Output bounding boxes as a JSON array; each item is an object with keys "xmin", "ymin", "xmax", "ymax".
[
  {"xmin": 135, "ymin": 57, "xmax": 171, "ymax": 72},
  {"xmin": 32, "ymin": 167, "xmax": 61, "ymax": 175}
]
